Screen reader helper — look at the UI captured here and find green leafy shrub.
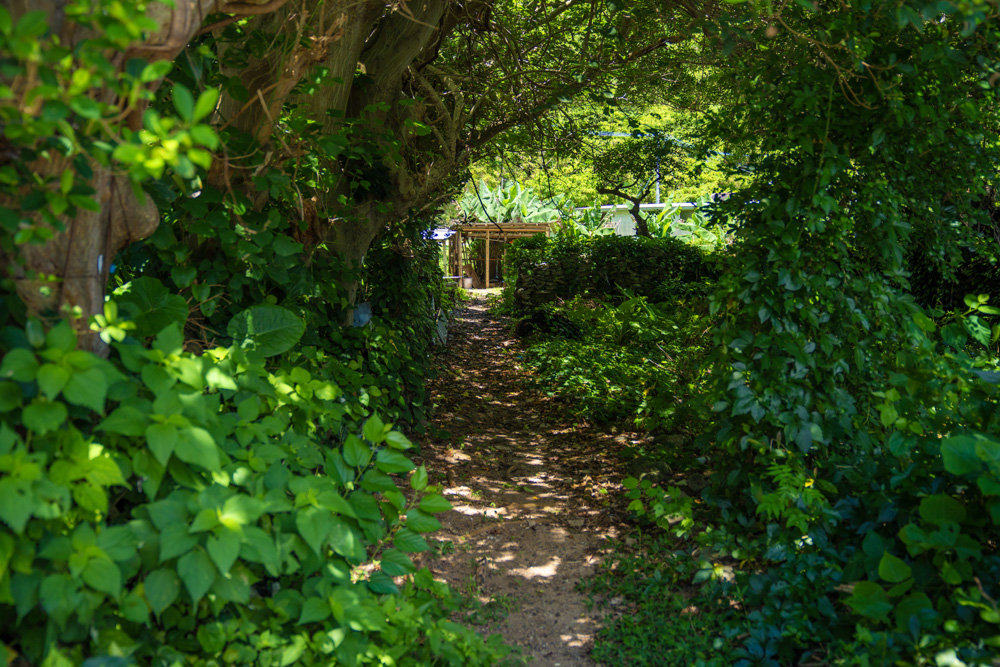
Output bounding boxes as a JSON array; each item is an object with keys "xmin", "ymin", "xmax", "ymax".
[
  {"xmin": 521, "ymin": 293, "xmax": 713, "ymax": 429},
  {"xmin": 506, "ymin": 234, "xmax": 718, "ymax": 313},
  {"xmin": 0, "ymin": 318, "xmax": 510, "ymax": 665}
]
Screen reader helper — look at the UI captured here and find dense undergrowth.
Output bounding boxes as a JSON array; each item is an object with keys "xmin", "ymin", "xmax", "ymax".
[
  {"xmin": 506, "ymin": 221, "xmax": 1000, "ymax": 665},
  {"xmin": 0, "ymin": 6, "xmax": 510, "ymax": 664},
  {"xmin": 0, "ymin": 224, "xmax": 512, "ymax": 665}
]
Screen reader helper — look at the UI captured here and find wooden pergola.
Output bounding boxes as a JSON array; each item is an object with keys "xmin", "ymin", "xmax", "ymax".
[{"xmin": 447, "ymin": 222, "xmax": 552, "ymax": 288}]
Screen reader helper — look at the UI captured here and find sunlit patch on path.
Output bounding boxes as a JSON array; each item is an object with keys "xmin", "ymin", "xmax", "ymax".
[{"xmin": 415, "ymin": 291, "xmax": 637, "ymax": 666}]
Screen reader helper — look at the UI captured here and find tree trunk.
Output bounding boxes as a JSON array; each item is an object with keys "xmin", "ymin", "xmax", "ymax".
[
  {"xmin": 2, "ymin": 0, "xmax": 290, "ymax": 352},
  {"xmin": 598, "ymin": 185, "xmax": 653, "ymax": 238}
]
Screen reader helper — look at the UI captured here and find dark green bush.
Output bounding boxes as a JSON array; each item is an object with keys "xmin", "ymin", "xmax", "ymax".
[
  {"xmin": 506, "ymin": 234, "xmax": 719, "ymax": 313},
  {"xmin": 521, "ymin": 294, "xmax": 713, "ymax": 429}
]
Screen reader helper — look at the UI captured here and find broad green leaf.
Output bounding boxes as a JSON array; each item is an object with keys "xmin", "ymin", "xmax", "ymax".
[
  {"xmin": 383, "ymin": 489, "xmax": 405, "ymax": 512},
  {"xmin": 0, "ymin": 348, "xmax": 38, "ymax": 382},
  {"xmin": 212, "ymin": 569, "xmax": 250, "ymax": 604},
  {"xmin": 189, "ymin": 509, "xmax": 219, "ymax": 533},
  {"xmin": 363, "ymin": 414, "xmax": 387, "ymax": 443},
  {"xmin": 273, "ymin": 235, "xmax": 303, "ymax": 257},
  {"xmin": 140, "ymin": 60, "xmax": 172, "ymax": 83},
  {"xmin": 22, "ymin": 400, "xmax": 67, "ymax": 434},
  {"xmin": 207, "ymin": 530, "xmax": 241, "ymax": 574},
  {"xmin": 171, "ymin": 265, "xmax": 197, "ymax": 288},
  {"xmin": 86, "ymin": 455, "xmax": 125, "ymax": 486},
  {"xmin": 361, "ymin": 469, "xmax": 397, "ymax": 493},
  {"xmin": 280, "ymin": 635, "xmax": 308, "ymax": 666},
  {"xmin": 98, "ymin": 406, "xmax": 148, "ymax": 436},
  {"xmin": 174, "ymin": 426, "xmax": 221, "ymax": 472},
  {"xmin": 241, "ymin": 526, "xmax": 279, "ymax": 571},
  {"xmin": 45, "ymin": 320, "xmax": 76, "ymax": 353},
  {"xmin": 328, "ymin": 522, "xmax": 365, "ymax": 562},
  {"xmin": 0, "ymin": 478, "xmax": 32, "ymax": 533},
  {"xmin": 343, "ymin": 434, "xmax": 371, "ymax": 468},
  {"xmin": 385, "ymin": 430, "xmax": 413, "ymax": 450},
  {"xmin": 159, "ymin": 523, "xmax": 198, "ymax": 561},
  {"xmin": 965, "ymin": 315, "xmax": 991, "ymax": 346},
  {"xmin": 97, "ymin": 526, "xmax": 139, "ymax": 561},
  {"xmin": 63, "ymin": 367, "xmax": 108, "ymax": 413},
  {"xmin": 73, "ymin": 482, "xmax": 108, "ymax": 514},
  {"xmin": 846, "ymin": 581, "xmax": 892, "ymax": 622},
  {"xmin": 177, "ymin": 550, "xmax": 216, "ymax": 604},
  {"xmin": 367, "ymin": 570, "xmax": 399, "ymax": 595},
  {"xmin": 912, "ymin": 311, "xmax": 936, "ymax": 332},
  {"xmin": 348, "ymin": 491, "xmax": 381, "ymax": 521},
  {"xmin": 114, "ymin": 277, "xmax": 188, "ymax": 338},
  {"xmin": 299, "ymin": 597, "xmax": 332, "ymax": 624},
  {"xmin": 0, "ymin": 531, "xmax": 14, "ymax": 574},
  {"xmin": 406, "ymin": 509, "xmax": 442, "ymax": 533},
  {"xmin": 978, "ymin": 475, "xmax": 1000, "ymax": 496},
  {"xmin": 197, "ymin": 622, "xmax": 227, "ymax": 654},
  {"xmin": 14, "ymin": 12, "xmax": 49, "ymax": 38},
  {"xmin": 941, "ymin": 435, "xmax": 981, "ymax": 475},
  {"xmin": 147, "ymin": 498, "xmax": 187, "ymax": 530},
  {"xmin": 172, "ymin": 84, "xmax": 195, "ymax": 122},
  {"xmin": 121, "ymin": 590, "xmax": 150, "ymax": 625},
  {"xmin": 974, "ymin": 436, "xmax": 1000, "ymax": 470},
  {"xmin": 227, "ymin": 305, "xmax": 305, "ymax": 357},
  {"xmin": 36, "ymin": 363, "xmax": 69, "ymax": 400},
  {"xmin": 193, "ymin": 88, "xmax": 220, "ymax": 122},
  {"xmin": 375, "ymin": 448, "xmax": 414, "ymax": 474},
  {"xmin": 320, "ymin": 490, "xmax": 359, "ymax": 519},
  {"xmin": 82, "ymin": 558, "xmax": 122, "ymax": 598},
  {"xmin": 237, "ymin": 396, "xmax": 260, "ymax": 422},
  {"xmin": 393, "ymin": 527, "xmax": 429, "ymax": 553},
  {"xmin": 919, "ymin": 494, "xmax": 966, "ymax": 526},
  {"xmin": 877, "ymin": 551, "xmax": 912, "ymax": 583},
  {"xmin": 154, "ymin": 323, "xmax": 184, "ymax": 356},
  {"xmin": 380, "ymin": 549, "xmax": 416, "ymax": 577},
  {"xmin": 418, "ymin": 493, "xmax": 452, "ymax": 514},
  {"xmin": 296, "ymin": 506, "xmax": 332, "ymax": 555},
  {"xmin": 410, "ymin": 465, "xmax": 428, "ymax": 491},
  {"xmin": 40, "ymin": 574, "xmax": 76, "ymax": 628},
  {"xmin": 146, "ymin": 423, "xmax": 178, "ymax": 467},
  {"xmin": 894, "ymin": 592, "xmax": 933, "ymax": 633},
  {"xmin": 221, "ymin": 494, "xmax": 263, "ymax": 527}
]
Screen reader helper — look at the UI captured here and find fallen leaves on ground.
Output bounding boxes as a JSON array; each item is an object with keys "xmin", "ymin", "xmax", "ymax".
[{"xmin": 412, "ymin": 292, "xmax": 642, "ymax": 667}]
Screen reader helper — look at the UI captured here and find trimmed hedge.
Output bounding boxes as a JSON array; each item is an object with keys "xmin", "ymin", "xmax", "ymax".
[{"xmin": 507, "ymin": 235, "xmax": 717, "ymax": 311}]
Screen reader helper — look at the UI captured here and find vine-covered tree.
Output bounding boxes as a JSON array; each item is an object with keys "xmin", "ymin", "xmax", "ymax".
[{"xmin": 2, "ymin": 0, "xmax": 708, "ymax": 347}]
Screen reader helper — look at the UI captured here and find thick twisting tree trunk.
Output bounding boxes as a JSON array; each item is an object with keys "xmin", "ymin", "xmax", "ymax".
[
  {"xmin": 214, "ymin": 0, "xmax": 481, "ymax": 310},
  {"xmin": 2, "ymin": 0, "xmax": 289, "ymax": 352}
]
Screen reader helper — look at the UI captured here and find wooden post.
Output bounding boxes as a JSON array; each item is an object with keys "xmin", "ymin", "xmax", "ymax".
[
  {"xmin": 502, "ymin": 240, "xmax": 507, "ymax": 286},
  {"xmin": 485, "ymin": 230, "xmax": 490, "ymax": 288},
  {"xmin": 456, "ymin": 229, "xmax": 463, "ymax": 284}
]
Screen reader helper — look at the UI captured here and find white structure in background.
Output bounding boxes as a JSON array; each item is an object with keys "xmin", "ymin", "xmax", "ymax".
[{"xmin": 584, "ymin": 202, "xmax": 701, "ymax": 237}]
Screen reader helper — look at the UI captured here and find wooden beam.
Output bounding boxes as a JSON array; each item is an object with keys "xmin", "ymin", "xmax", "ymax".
[{"xmin": 456, "ymin": 229, "xmax": 463, "ymax": 286}]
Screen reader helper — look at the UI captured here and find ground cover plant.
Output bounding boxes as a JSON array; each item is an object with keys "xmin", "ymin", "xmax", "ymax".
[
  {"xmin": 509, "ymin": 1, "xmax": 1000, "ymax": 662},
  {"xmin": 504, "ymin": 234, "xmax": 719, "ymax": 430}
]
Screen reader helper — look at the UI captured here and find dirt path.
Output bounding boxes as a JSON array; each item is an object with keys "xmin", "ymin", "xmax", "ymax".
[{"xmin": 416, "ymin": 292, "xmax": 637, "ymax": 666}]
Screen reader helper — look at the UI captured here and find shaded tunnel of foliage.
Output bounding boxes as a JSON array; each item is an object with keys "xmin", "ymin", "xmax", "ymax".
[{"xmin": 2, "ymin": 0, "xmax": 1000, "ymax": 665}]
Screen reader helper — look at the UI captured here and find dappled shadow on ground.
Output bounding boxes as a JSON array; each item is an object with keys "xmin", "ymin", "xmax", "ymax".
[{"xmin": 413, "ymin": 292, "xmax": 640, "ymax": 666}]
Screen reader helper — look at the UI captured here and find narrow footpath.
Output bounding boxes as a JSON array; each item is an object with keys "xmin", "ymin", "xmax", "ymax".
[{"xmin": 415, "ymin": 292, "xmax": 637, "ymax": 666}]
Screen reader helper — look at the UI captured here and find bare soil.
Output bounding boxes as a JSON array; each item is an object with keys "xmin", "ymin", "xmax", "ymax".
[{"xmin": 414, "ymin": 292, "xmax": 640, "ymax": 666}]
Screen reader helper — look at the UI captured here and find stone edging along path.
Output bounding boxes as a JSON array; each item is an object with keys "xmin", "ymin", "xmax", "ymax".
[{"xmin": 413, "ymin": 292, "xmax": 638, "ymax": 666}]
